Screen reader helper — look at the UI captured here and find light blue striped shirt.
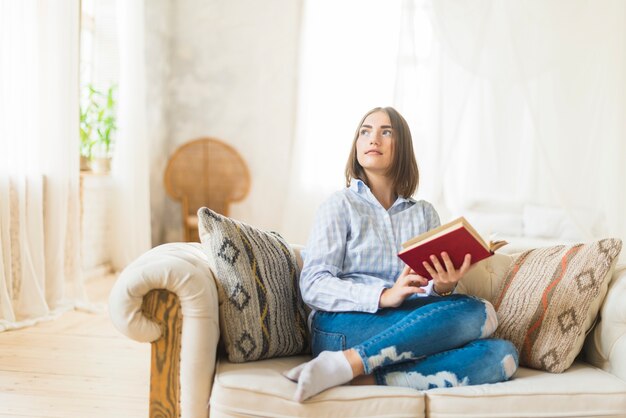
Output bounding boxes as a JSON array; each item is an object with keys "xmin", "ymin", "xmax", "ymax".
[{"xmin": 300, "ymin": 179, "xmax": 441, "ymax": 314}]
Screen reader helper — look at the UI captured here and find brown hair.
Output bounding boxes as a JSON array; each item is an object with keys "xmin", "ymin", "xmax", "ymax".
[{"xmin": 344, "ymin": 107, "xmax": 419, "ymax": 198}]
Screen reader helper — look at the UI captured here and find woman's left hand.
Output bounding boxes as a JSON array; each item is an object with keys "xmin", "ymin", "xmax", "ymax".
[{"xmin": 422, "ymin": 252, "xmax": 471, "ymax": 295}]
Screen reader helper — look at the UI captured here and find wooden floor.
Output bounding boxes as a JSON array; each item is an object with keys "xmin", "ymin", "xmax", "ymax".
[{"xmin": 0, "ymin": 275, "xmax": 150, "ymax": 418}]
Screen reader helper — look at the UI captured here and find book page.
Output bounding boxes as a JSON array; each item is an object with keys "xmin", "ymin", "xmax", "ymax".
[{"xmin": 401, "ymin": 223, "xmax": 463, "ymax": 251}]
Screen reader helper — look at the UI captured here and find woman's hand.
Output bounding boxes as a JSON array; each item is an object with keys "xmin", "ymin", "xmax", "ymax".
[
  {"xmin": 423, "ymin": 252, "xmax": 471, "ymax": 295},
  {"xmin": 379, "ymin": 265, "xmax": 429, "ymax": 308}
]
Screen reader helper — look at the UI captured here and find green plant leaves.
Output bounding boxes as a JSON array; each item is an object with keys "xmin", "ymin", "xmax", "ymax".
[{"xmin": 80, "ymin": 83, "xmax": 117, "ymax": 159}]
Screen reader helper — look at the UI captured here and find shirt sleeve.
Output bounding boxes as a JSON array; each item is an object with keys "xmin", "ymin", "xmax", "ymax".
[
  {"xmin": 424, "ymin": 201, "xmax": 441, "ymax": 230},
  {"xmin": 299, "ymin": 195, "xmax": 385, "ymax": 313}
]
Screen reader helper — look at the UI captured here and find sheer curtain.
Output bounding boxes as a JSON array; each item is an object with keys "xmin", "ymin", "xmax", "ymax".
[
  {"xmin": 397, "ymin": 0, "xmax": 626, "ymax": 255},
  {"xmin": 110, "ymin": 0, "xmax": 151, "ymax": 270},
  {"xmin": 0, "ymin": 0, "xmax": 86, "ymax": 331},
  {"xmin": 281, "ymin": 0, "xmax": 403, "ymax": 244},
  {"xmin": 287, "ymin": 0, "xmax": 626, "ymax": 258}
]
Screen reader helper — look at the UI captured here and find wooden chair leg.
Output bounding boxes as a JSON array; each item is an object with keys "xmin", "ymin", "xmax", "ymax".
[
  {"xmin": 182, "ymin": 198, "xmax": 191, "ymax": 242},
  {"xmin": 142, "ymin": 290, "xmax": 183, "ymax": 418}
]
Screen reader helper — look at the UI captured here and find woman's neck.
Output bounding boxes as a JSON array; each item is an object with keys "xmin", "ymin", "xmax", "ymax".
[{"xmin": 365, "ymin": 174, "xmax": 396, "ymax": 210}]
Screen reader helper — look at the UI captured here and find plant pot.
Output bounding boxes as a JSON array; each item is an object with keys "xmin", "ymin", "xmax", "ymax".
[
  {"xmin": 91, "ymin": 157, "xmax": 111, "ymax": 174},
  {"xmin": 80, "ymin": 155, "xmax": 91, "ymax": 171}
]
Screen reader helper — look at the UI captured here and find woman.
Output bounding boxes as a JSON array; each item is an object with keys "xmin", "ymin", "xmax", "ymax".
[{"xmin": 284, "ymin": 107, "xmax": 518, "ymax": 402}]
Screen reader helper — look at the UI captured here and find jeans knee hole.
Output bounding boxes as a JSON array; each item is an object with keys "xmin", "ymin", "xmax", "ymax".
[
  {"xmin": 502, "ymin": 354, "xmax": 517, "ymax": 379},
  {"xmin": 480, "ymin": 301, "xmax": 498, "ymax": 338}
]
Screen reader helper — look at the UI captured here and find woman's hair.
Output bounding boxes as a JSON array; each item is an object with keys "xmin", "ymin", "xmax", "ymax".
[{"xmin": 344, "ymin": 106, "xmax": 419, "ymax": 198}]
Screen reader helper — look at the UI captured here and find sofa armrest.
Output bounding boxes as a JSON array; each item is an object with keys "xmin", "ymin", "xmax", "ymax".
[
  {"xmin": 109, "ymin": 242, "xmax": 220, "ymax": 418},
  {"xmin": 584, "ymin": 265, "xmax": 626, "ymax": 381}
]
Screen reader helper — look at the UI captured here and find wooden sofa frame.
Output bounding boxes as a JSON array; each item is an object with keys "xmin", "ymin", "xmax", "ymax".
[{"xmin": 142, "ymin": 290, "xmax": 182, "ymax": 418}]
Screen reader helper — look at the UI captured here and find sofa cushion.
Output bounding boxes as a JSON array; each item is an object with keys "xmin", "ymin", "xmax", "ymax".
[
  {"xmin": 455, "ymin": 253, "xmax": 515, "ymax": 303},
  {"xmin": 426, "ymin": 362, "xmax": 626, "ymax": 418},
  {"xmin": 210, "ymin": 357, "xmax": 626, "ymax": 418},
  {"xmin": 493, "ymin": 239, "xmax": 622, "ymax": 372},
  {"xmin": 197, "ymin": 207, "xmax": 309, "ymax": 362},
  {"xmin": 584, "ymin": 265, "xmax": 626, "ymax": 381},
  {"xmin": 210, "ymin": 355, "xmax": 426, "ymax": 418}
]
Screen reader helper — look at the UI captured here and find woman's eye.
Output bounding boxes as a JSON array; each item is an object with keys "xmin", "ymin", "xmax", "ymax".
[
  {"xmin": 382, "ymin": 129, "xmax": 392, "ymax": 137},
  {"xmin": 360, "ymin": 129, "xmax": 370, "ymax": 136}
]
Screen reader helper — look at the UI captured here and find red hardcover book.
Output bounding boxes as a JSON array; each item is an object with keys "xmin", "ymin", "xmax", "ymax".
[{"xmin": 397, "ymin": 217, "xmax": 507, "ymax": 280}]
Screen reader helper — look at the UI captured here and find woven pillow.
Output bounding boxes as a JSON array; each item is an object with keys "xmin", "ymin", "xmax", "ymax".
[
  {"xmin": 197, "ymin": 207, "xmax": 309, "ymax": 363},
  {"xmin": 493, "ymin": 238, "xmax": 622, "ymax": 372}
]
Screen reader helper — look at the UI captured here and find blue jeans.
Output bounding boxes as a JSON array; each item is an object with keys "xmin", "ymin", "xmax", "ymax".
[{"xmin": 311, "ymin": 294, "xmax": 518, "ymax": 389}]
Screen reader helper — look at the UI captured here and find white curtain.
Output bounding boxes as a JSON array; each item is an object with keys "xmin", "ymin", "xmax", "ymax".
[
  {"xmin": 287, "ymin": 0, "xmax": 626, "ymax": 259},
  {"xmin": 110, "ymin": 0, "xmax": 151, "ymax": 270},
  {"xmin": 0, "ymin": 0, "xmax": 86, "ymax": 331},
  {"xmin": 397, "ymin": 0, "xmax": 626, "ymax": 254},
  {"xmin": 281, "ymin": 0, "xmax": 403, "ymax": 244}
]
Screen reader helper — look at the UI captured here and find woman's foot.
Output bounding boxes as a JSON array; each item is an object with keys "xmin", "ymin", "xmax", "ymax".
[{"xmin": 283, "ymin": 350, "xmax": 354, "ymax": 402}]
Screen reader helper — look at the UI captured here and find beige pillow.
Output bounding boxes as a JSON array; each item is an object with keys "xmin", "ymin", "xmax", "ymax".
[
  {"xmin": 493, "ymin": 238, "xmax": 622, "ymax": 372},
  {"xmin": 456, "ymin": 253, "xmax": 516, "ymax": 302},
  {"xmin": 197, "ymin": 207, "xmax": 309, "ymax": 363}
]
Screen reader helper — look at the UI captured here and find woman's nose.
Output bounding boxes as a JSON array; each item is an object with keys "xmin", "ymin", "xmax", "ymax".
[{"xmin": 369, "ymin": 132, "xmax": 381, "ymax": 144}]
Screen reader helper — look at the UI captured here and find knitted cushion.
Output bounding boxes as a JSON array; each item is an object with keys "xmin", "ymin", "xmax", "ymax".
[
  {"xmin": 197, "ymin": 207, "xmax": 309, "ymax": 363},
  {"xmin": 493, "ymin": 238, "xmax": 622, "ymax": 372}
]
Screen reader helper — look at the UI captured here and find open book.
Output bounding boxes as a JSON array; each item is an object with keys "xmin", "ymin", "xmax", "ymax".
[{"xmin": 397, "ymin": 217, "xmax": 508, "ymax": 280}]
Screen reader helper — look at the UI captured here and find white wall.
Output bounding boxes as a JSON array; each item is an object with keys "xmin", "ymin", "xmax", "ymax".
[{"xmin": 145, "ymin": 0, "xmax": 303, "ymax": 244}]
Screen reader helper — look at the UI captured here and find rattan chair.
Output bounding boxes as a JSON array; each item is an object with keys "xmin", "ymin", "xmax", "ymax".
[{"xmin": 164, "ymin": 137, "xmax": 251, "ymax": 242}]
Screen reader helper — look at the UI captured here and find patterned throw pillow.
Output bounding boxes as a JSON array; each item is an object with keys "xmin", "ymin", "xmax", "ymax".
[
  {"xmin": 493, "ymin": 238, "xmax": 622, "ymax": 373},
  {"xmin": 197, "ymin": 207, "xmax": 309, "ymax": 363}
]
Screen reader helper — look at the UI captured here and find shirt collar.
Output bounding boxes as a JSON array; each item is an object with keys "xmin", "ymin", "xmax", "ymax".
[
  {"xmin": 349, "ymin": 178, "xmax": 366, "ymax": 193},
  {"xmin": 349, "ymin": 178, "xmax": 416, "ymax": 208}
]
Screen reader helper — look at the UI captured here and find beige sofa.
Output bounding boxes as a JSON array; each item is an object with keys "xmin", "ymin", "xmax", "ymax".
[{"xmin": 109, "ymin": 242, "xmax": 626, "ymax": 418}]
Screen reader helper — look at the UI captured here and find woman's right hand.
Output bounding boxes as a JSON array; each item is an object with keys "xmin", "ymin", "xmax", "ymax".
[{"xmin": 379, "ymin": 265, "xmax": 429, "ymax": 308}]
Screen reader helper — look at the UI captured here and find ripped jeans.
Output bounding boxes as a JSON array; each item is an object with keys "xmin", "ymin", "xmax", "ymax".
[{"xmin": 311, "ymin": 294, "xmax": 518, "ymax": 389}]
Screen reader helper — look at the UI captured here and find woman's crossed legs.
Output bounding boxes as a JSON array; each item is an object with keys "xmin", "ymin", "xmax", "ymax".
[{"xmin": 284, "ymin": 294, "xmax": 518, "ymax": 402}]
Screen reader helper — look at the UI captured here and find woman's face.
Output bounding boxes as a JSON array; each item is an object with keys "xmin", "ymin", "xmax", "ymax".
[{"xmin": 356, "ymin": 111, "xmax": 395, "ymax": 177}]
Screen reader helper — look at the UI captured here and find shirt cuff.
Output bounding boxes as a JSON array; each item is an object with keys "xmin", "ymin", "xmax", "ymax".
[
  {"xmin": 363, "ymin": 285, "xmax": 387, "ymax": 313},
  {"xmin": 423, "ymin": 280, "xmax": 436, "ymax": 296}
]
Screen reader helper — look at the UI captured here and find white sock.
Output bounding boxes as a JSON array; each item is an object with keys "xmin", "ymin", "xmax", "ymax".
[{"xmin": 282, "ymin": 351, "xmax": 354, "ymax": 402}]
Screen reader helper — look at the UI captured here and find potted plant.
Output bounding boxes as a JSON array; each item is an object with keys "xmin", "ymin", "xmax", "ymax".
[
  {"xmin": 79, "ymin": 87, "xmax": 95, "ymax": 171},
  {"xmin": 80, "ymin": 83, "xmax": 117, "ymax": 173}
]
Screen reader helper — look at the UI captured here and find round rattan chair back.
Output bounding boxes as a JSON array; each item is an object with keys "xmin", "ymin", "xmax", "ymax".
[{"xmin": 164, "ymin": 137, "xmax": 251, "ymax": 241}]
